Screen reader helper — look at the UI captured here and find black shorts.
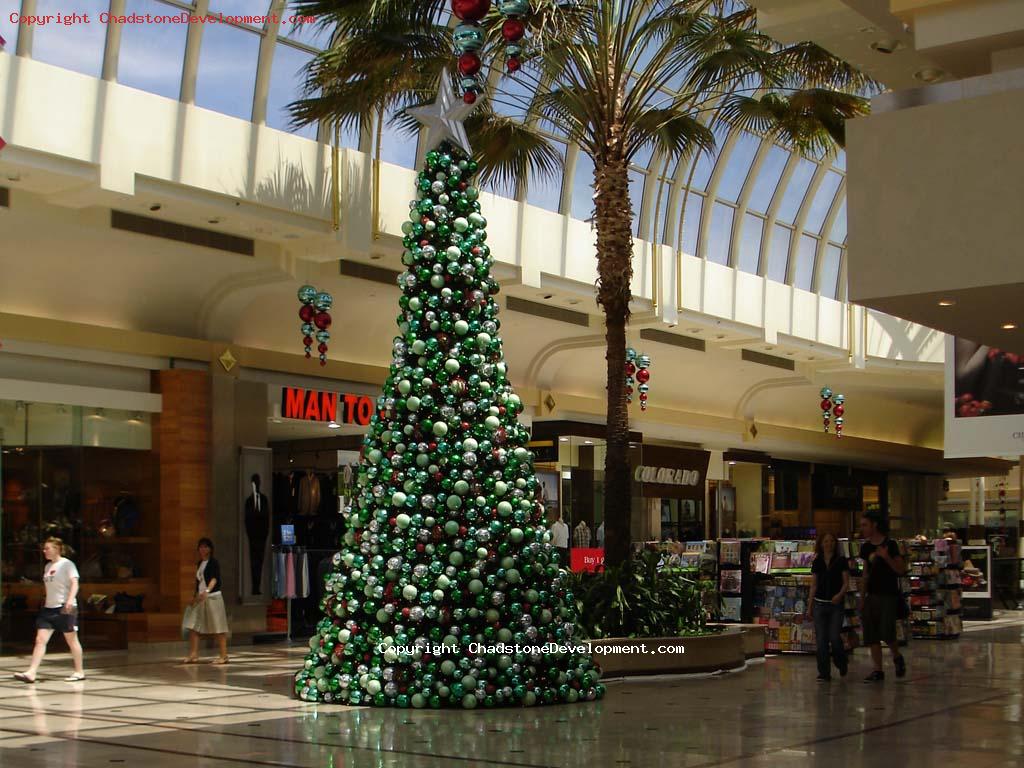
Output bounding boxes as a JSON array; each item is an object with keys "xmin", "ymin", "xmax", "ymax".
[
  {"xmin": 36, "ymin": 607, "xmax": 79, "ymax": 634},
  {"xmin": 861, "ymin": 594, "xmax": 897, "ymax": 645}
]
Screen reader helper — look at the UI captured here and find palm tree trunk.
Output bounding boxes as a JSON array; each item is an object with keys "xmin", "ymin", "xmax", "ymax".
[{"xmin": 593, "ymin": 153, "xmax": 634, "ymax": 568}]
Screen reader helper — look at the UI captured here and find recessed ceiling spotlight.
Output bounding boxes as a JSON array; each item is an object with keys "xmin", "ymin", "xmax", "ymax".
[
  {"xmin": 149, "ymin": 203, "xmax": 162, "ymax": 212},
  {"xmin": 542, "ymin": 294, "xmax": 554, "ymax": 300},
  {"xmin": 914, "ymin": 68, "xmax": 945, "ymax": 84},
  {"xmin": 559, "ymin": 437, "xmax": 569, "ymax": 442},
  {"xmin": 728, "ymin": 461, "xmax": 736, "ymax": 465},
  {"xmin": 272, "ymin": 418, "xmax": 282, "ymax": 423},
  {"xmin": 370, "ymin": 254, "xmax": 382, "ymax": 260},
  {"xmin": 583, "ymin": 440, "xmax": 593, "ymax": 445},
  {"xmin": 568, "ymin": 299, "xmax": 580, "ymax": 305},
  {"xmin": 328, "ymin": 420, "xmax": 341, "ymax": 429},
  {"xmin": 688, "ymin": 328, "xmax": 701, "ymax": 333},
  {"xmin": 207, "ymin": 217, "xmax": 222, "ymax": 225},
  {"xmin": 1002, "ymin": 323, "xmax": 1017, "ymax": 330},
  {"xmin": 870, "ymin": 39, "xmax": 903, "ymax": 54},
  {"xmin": 937, "ymin": 299, "xmax": 955, "ymax": 307}
]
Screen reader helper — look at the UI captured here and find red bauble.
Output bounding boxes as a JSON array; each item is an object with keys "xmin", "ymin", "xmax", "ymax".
[
  {"xmin": 636, "ymin": 368, "xmax": 650, "ymax": 384},
  {"xmin": 624, "ymin": 362, "xmax": 636, "ymax": 376},
  {"xmin": 299, "ymin": 303, "xmax": 316, "ymax": 323},
  {"xmin": 451, "ymin": 0, "xmax": 491, "ymax": 21},
  {"xmin": 639, "ymin": 392, "xmax": 648, "ymax": 401},
  {"xmin": 463, "ymin": 91, "xmax": 477, "ymax": 105},
  {"xmin": 502, "ymin": 18, "xmax": 525, "ymax": 41},
  {"xmin": 314, "ymin": 311, "xmax": 332, "ymax": 330},
  {"xmin": 458, "ymin": 52, "xmax": 482, "ymax": 77},
  {"xmin": 820, "ymin": 398, "xmax": 832, "ymax": 411},
  {"xmin": 303, "ymin": 335, "xmax": 313, "ymax": 346},
  {"xmin": 506, "ymin": 56, "xmax": 521, "ymax": 73},
  {"xmin": 626, "ymin": 386, "xmax": 634, "ymax": 395},
  {"xmin": 833, "ymin": 404, "xmax": 844, "ymax": 417},
  {"xmin": 318, "ymin": 342, "xmax": 328, "ymax": 353}
]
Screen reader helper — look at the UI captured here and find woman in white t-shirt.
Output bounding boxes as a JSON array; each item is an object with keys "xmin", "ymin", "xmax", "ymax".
[{"xmin": 14, "ymin": 537, "xmax": 86, "ymax": 683}]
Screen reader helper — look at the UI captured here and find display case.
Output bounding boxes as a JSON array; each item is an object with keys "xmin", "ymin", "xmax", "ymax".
[{"xmin": 1, "ymin": 446, "xmax": 157, "ymax": 645}]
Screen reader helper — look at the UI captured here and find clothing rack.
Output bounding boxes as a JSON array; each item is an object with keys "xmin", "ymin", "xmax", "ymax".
[{"xmin": 271, "ymin": 545, "xmax": 338, "ymax": 641}]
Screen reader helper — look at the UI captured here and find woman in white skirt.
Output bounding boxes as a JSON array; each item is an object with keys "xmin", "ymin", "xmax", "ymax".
[{"xmin": 182, "ymin": 538, "xmax": 230, "ymax": 664}]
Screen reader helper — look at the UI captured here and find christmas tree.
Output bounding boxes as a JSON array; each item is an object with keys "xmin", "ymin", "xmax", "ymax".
[{"xmin": 293, "ymin": 135, "xmax": 604, "ymax": 708}]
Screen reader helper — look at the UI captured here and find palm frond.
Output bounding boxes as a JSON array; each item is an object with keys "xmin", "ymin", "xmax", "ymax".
[
  {"xmin": 626, "ymin": 109, "xmax": 715, "ymax": 164},
  {"xmin": 464, "ymin": 110, "xmax": 564, "ymax": 193}
]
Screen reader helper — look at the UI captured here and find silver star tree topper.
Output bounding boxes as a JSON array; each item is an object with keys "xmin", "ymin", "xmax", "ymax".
[{"xmin": 408, "ymin": 71, "xmax": 478, "ymax": 156}]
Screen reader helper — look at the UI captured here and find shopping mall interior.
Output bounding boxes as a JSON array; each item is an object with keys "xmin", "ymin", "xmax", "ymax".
[{"xmin": 0, "ymin": 0, "xmax": 1023, "ymax": 765}]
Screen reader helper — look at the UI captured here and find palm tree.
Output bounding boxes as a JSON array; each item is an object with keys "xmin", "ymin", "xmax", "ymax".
[{"xmin": 290, "ymin": 0, "xmax": 875, "ymax": 566}]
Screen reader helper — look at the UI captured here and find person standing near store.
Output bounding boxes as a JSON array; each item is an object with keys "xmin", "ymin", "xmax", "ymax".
[
  {"xmin": 859, "ymin": 512, "xmax": 907, "ymax": 682},
  {"xmin": 808, "ymin": 532, "xmax": 849, "ymax": 682},
  {"xmin": 181, "ymin": 538, "xmax": 230, "ymax": 665},
  {"xmin": 14, "ymin": 537, "xmax": 86, "ymax": 683}
]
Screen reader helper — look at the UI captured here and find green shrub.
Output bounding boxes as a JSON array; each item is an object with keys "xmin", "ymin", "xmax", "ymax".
[{"xmin": 562, "ymin": 550, "xmax": 719, "ymax": 639}]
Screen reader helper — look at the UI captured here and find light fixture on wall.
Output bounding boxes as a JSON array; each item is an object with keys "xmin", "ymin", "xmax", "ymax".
[
  {"xmin": 937, "ymin": 299, "xmax": 955, "ymax": 307},
  {"xmin": 327, "ymin": 420, "xmax": 341, "ymax": 429},
  {"xmin": 1002, "ymin": 323, "xmax": 1017, "ymax": 330}
]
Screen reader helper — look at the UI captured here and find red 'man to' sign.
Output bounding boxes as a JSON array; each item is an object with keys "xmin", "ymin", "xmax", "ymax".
[{"xmin": 281, "ymin": 387, "xmax": 374, "ymax": 426}]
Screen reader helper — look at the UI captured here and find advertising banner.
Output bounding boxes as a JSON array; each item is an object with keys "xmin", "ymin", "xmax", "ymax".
[
  {"xmin": 570, "ymin": 548, "xmax": 605, "ymax": 573},
  {"xmin": 944, "ymin": 336, "xmax": 1024, "ymax": 458}
]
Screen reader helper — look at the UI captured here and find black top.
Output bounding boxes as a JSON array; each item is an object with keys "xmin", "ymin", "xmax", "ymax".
[
  {"xmin": 811, "ymin": 553, "xmax": 849, "ymax": 601},
  {"xmin": 859, "ymin": 539, "xmax": 901, "ymax": 596},
  {"xmin": 195, "ymin": 558, "xmax": 222, "ymax": 595}
]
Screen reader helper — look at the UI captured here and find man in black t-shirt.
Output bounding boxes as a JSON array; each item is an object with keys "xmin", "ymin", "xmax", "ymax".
[{"xmin": 859, "ymin": 513, "xmax": 907, "ymax": 683}]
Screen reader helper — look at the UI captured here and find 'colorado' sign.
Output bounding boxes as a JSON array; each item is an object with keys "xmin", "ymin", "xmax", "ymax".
[
  {"xmin": 634, "ymin": 466, "xmax": 701, "ymax": 486},
  {"xmin": 282, "ymin": 387, "xmax": 374, "ymax": 426}
]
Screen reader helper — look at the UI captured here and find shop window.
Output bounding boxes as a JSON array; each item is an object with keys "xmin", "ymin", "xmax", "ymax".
[
  {"xmin": 1, "ymin": 447, "xmax": 157, "ymax": 629},
  {"xmin": 119, "ymin": 0, "xmax": 188, "ymax": 101}
]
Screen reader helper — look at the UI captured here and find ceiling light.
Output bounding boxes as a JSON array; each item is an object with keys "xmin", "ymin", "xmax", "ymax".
[
  {"xmin": 914, "ymin": 68, "xmax": 945, "ymax": 84},
  {"xmin": 729, "ymin": 461, "xmax": 736, "ymax": 465},
  {"xmin": 1002, "ymin": 323, "xmax": 1017, "ymax": 330},
  {"xmin": 207, "ymin": 217, "xmax": 222, "ymax": 225},
  {"xmin": 328, "ymin": 420, "xmax": 341, "ymax": 429},
  {"xmin": 559, "ymin": 437, "xmax": 569, "ymax": 442},
  {"xmin": 370, "ymin": 254, "xmax": 382, "ymax": 260},
  {"xmin": 870, "ymin": 39, "xmax": 903, "ymax": 54},
  {"xmin": 149, "ymin": 203, "xmax": 162, "ymax": 212},
  {"xmin": 272, "ymin": 418, "xmax": 282, "ymax": 424},
  {"xmin": 583, "ymin": 440, "xmax": 593, "ymax": 445},
  {"xmin": 542, "ymin": 294, "xmax": 553, "ymax": 300},
  {"xmin": 937, "ymin": 299, "xmax": 955, "ymax": 307},
  {"xmin": 6, "ymin": 173, "xmax": 20, "ymax": 182}
]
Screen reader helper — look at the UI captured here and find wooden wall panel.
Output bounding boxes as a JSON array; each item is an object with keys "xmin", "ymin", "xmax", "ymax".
[{"xmin": 152, "ymin": 370, "xmax": 211, "ymax": 613}]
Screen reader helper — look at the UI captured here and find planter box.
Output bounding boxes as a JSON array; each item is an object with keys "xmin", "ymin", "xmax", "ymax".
[{"xmin": 588, "ymin": 629, "xmax": 747, "ymax": 677}]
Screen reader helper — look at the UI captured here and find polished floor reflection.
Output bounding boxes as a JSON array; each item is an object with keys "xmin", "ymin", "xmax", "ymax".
[{"xmin": 1, "ymin": 622, "xmax": 1023, "ymax": 767}]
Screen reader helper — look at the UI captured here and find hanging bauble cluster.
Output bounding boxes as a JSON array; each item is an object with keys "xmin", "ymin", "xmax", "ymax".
[
  {"xmin": 497, "ymin": 0, "xmax": 530, "ymax": 73},
  {"xmin": 818, "ymin": 388, "xmax": 845, "ymax": 438},
  {"xmin": 625, "ymin": 349, "xmax": 653, "ymax": 411},
  {"xmin": 450, "ymin": 0, "xmax": 531, "ymax": 104},
  {"xmin": 298, "ymin": 285, "xmax": 334, "ymax": 366},
  {"xmin": 451, "ymin": 0, "xmax": 490, "ymax": 104}
]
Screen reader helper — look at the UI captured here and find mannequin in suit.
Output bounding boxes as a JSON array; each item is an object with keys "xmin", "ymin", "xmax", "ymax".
[{"xmin": 244, "ymin": 474, "xmax": 271, "ymax": 595}]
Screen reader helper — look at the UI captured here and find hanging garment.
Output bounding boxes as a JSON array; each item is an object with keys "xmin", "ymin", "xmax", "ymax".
[
  {"xmin": 300, "ymin": 552, "xmax": 310, "ymax": 598},
  {"xmin": 284, "ymin": 550, "xmax": 297, "ymax": 598},
  {"xmin": 298, "ymin": 471, "xmax": 321, "ymax": 516}
]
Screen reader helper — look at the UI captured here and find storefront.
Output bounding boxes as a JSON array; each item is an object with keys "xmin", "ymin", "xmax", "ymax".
[
  {"xmin": 0, "ymin": 367, "xmax": 169, "ymax": 652},
  {"xmin": 529, "ymin": 421, "xmax": 710, "ymax": 569}
]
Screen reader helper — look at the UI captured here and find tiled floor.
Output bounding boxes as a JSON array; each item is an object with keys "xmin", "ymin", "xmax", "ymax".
[{"xmin": 1, "ymin": 622, "xmax": 1023, "ymax": 767}]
